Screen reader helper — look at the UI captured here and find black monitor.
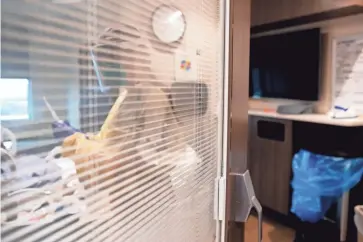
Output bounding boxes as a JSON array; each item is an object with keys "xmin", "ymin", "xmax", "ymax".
[{"xmin": 249, "ymin": 28, "xmax": 321, "ymax": 101}]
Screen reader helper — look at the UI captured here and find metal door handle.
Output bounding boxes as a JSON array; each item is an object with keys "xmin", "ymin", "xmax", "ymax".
[
  {"xmin": 230, "ymin": 170, "xmax": 263, "ymax": 242},
  {"xmin": 252, "ymin": 196, "xmax": 263, "ymax": 242}
]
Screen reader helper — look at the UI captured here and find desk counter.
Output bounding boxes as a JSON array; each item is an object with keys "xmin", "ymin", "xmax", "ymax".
[{"xmin": 248, "ymin": 110, "xmax": 363, "ymax": 127}]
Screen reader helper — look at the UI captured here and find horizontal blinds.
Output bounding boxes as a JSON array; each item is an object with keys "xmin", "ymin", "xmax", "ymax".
[{"xmin": 1, "ymin": 0, "xmax": 222, "ymax": 241}]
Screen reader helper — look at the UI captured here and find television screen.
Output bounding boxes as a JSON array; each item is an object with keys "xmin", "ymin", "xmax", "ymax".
[{"xmin": 249, "ymin": 28, "xmax": 321, "ymax": 101}]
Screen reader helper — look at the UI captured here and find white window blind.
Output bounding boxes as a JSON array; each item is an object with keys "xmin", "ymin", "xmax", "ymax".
[{"xmin": 1, "ymin": 0, "xmax": 224, "ymax": 241}]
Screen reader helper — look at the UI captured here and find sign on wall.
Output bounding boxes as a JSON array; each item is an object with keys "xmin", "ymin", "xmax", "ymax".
[
  {"xmin": 174, "ymin": 51, "xmax": 198, "ymax": 82},
  {"xmin": 333, "ymin": 34, "xmax": 363, "ymax": 114}
]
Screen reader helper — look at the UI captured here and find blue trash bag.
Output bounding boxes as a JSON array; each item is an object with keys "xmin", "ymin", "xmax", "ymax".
[{"xmin": 291, "ymin": 149, "xmax": 363, "ymax": 223}]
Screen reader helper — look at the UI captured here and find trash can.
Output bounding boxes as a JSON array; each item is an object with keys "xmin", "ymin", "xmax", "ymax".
[
  {"xmin": 291, "ymin": 149, "xmax": 363, "ymax": 223},
  {"xmin": 355, "ymin": 206, "xmax": 363, "ymax": 242}
]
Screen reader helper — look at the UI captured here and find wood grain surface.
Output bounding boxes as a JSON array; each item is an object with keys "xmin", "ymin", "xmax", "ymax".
[
  {"xmin": 251, "ymin": 0, "xmax": 363, "ymax": 26},
  {"xmin": 248, "ymin": 116, "xmax": 293, "ymax": 215}
]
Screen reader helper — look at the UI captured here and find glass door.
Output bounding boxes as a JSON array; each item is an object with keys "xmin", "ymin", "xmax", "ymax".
[{"xmin": 0, "ymin": 0, "xmax": 229, "ymax": 241}]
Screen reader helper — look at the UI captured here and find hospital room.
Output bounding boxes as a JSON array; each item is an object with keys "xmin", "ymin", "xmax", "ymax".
[{"xmin": 1, "ymin": 0, "xmax": 362, "ymax": 242}]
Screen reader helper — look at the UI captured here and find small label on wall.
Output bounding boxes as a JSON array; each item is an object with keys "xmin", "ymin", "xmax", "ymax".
[{"xmin": 174, "ymin": 51, "xmax": 198, "ymax": 82}]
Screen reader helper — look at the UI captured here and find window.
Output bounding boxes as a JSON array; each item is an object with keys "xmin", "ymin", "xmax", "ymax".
[{"xmin": 0, "ymin": 78, "xmax": 30, "ymax": 120}]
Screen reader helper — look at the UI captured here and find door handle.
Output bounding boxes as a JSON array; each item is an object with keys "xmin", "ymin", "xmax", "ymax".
[
  {"xmin": 252, "ymin": 196, "xmax": 263, "ymax": 242},
  {"xmin": 230, "ymin": 170, "xmax": 263, "ymax": 242}
]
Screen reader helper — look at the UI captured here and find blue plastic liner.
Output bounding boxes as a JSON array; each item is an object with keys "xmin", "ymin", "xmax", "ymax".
[{"xmin": 291, "ymin": 149, "xmax": 363, "ymax": 223}]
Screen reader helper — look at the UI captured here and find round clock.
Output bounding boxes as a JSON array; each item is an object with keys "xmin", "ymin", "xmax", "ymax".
[{"xmin": 152, "ymin": 5, "xmax": 186, "ymax": 44}]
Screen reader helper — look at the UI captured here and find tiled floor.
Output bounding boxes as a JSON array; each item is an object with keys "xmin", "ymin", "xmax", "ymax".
[{"xmin": 244, "ymin": 215, "xmax": 295, "ymax": 242}]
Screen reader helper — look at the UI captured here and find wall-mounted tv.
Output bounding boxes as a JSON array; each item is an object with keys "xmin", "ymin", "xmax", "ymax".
[{"xmin": 249, "ymin": 28, "xmax": 321, "ymax": 101}]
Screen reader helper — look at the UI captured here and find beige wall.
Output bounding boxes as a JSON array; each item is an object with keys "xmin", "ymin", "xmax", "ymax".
[{"xmin": 249, "ymin": 14, "xmax": 363, "ymax": 113}]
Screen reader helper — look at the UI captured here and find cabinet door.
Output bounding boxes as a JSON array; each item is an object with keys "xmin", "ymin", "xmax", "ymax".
[
  {"xmin": 248, "ymin": 116, "xmax": 293, "ymax": 215},
  {"xmin": 251, "ymin": 0, "xmax": 363, "ymax": 26},
  {"xmin": 318, "ymin": 0, "xmax": 363, "ymax": 12}
]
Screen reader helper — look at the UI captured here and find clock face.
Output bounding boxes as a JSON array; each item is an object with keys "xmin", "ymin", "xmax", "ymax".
[{"xmin": 152, "ymin": 5, "xmax": 186, "ymax": 44}]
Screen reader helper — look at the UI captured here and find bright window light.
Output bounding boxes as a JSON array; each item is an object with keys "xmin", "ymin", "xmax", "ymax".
[{"xmin": 0, "ymin": 78, "xmax": 30, "ymax": 120}]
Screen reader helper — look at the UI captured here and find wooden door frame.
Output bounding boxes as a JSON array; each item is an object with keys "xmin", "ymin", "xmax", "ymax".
[{"xmin": 224, "ymin": 0, "xmax": 251, "ymax": 241}]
